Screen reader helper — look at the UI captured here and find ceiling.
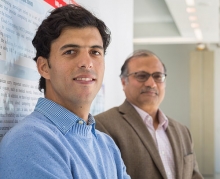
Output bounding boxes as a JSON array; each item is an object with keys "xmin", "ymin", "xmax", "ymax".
[{"xmin": 133, "ymin": 0, "xmax": 220, "ymax": 45}]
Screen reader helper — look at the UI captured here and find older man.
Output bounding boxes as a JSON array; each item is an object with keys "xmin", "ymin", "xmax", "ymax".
[{"xmin": 95, "ymin": 50, "xmax": 203, "ymax": 179}]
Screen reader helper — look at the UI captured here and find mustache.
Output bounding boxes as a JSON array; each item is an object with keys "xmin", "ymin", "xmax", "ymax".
[{"xmin": 140, "ymin": 87, "xmax": 158, "ymax": 95}]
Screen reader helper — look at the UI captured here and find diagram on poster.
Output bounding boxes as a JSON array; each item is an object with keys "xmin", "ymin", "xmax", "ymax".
[{"xmin": 0, "ymin": 0, "xmax": 51, "ymax": 140}]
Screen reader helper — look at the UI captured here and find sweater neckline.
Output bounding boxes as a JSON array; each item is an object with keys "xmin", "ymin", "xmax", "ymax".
[{"xmin": 34, "ymin": 98, "xmax": 97, "ymax": 137}]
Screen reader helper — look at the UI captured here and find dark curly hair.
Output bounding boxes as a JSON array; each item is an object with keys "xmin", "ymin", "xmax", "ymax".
[{"xmin": 32, "ymin": 4, "xmax": 111, "ymax": 93}]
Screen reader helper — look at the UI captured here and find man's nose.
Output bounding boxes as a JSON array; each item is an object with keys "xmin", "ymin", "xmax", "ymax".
[
  {"xmin": 78, "ymin": 52, "xmax": 93, "ymax": 69},
  {"xmin": 144, "ymin": 75, "xmax": 156, "ymax": 87}
]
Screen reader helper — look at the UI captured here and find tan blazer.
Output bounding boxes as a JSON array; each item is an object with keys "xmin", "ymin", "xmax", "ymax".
[{"xmin": 95, "ymin": 100, "xmax": 203, "ymax": 179}]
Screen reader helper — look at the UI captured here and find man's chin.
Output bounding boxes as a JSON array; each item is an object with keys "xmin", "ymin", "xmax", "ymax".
[{"xmin": 141, "ymin": 98, "xmax": 158, "ymax": 105}]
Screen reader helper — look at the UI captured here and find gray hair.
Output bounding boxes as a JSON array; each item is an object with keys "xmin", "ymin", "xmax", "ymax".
[{"xmin": 120, "ymin": 49, "xmax": 167, "ymax": 78}]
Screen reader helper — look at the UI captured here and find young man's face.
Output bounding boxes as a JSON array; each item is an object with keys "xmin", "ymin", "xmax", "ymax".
[{"xmin": 37, "ymin": 27, "xmax": 104, "ymax": 116}]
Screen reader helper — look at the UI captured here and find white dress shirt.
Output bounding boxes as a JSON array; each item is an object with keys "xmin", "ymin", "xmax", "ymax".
[{"xmin": 132, "ymin": 105, "xmax": 176, "ymax": 179}]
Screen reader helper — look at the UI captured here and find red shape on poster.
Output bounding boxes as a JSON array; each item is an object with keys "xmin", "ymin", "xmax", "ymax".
[
  {"xmin": 44, "ymin": 0, "xmax": 78, "ymax": 8},
  {"xmin": 44, "ymin": 0, "xmax": 67, "ymax": 8}
]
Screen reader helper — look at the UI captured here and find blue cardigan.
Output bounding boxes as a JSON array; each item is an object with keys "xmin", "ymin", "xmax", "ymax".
[{"xmin": 0, "ymin": 98, "xmax": 130, "ymax": 179}]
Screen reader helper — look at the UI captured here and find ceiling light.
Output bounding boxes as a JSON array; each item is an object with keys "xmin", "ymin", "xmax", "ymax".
[
  {"xmin": 186, "ymin": 7, "xmax": 196, "ymax": 13},
  {"xmin": 189, "ymin": 16, "xmax": 197, "ymax": 21},
  {"xmin": 191, "ymin": 23, "xmax": 199, "ymax": 28},
  {"xmin": 185, "ymin": 0, "xmax": 195, "ymax": 6},
  {"xmin": 196, "ymin": 43, "xmax": 206, "ymax": 51},
  {"xmin": 194, "ymin": 29, "xmax": 203, "ymax": 41}
]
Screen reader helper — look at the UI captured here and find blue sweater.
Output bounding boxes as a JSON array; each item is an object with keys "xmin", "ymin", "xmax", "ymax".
[{"xmin": 0, "ymin": 98, "xmax": 130, "ymax": 179}]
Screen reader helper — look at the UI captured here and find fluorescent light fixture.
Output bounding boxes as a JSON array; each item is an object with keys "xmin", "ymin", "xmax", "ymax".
[
  {"xmin": 185, "ymin": 0, "xmax": 195, "ymax": 6},
  {"xmin": 191, "ymin": 23, "xmax": 199, "ymax": 28},
  {"xmin": 189, "ymin": 16, "xmax": 197, "ymax": 21},
  {"xmin": 194, "ymin": 28, "xmax": 203, "ymax": 41},
  {"xmin": 186, "ymin": 7, "xmax": 196, "ymax": 13},
  {"xmin": 133, "ymin": 37, "xmax": 198, "ymax": 44}
]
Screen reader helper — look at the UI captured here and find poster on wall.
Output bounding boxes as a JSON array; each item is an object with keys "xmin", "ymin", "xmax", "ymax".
[
  {"xmin": 0, "ymin": 0, "xmax": 52, "ymax": 141},
  {"xmin": 0, "ymin": 0, "xmax": 105, "ymax": 141}
]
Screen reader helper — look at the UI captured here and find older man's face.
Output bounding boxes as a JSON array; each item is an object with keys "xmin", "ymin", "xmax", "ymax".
[{"xmin": 122, "ymin": 55, "xmax": 166, "ymax": 112}]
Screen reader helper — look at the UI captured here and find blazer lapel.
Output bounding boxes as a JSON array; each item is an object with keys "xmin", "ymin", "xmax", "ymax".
[
  {"xmin": 119, "ymin": 100, "xmax": 167, "ymax": 179},
  {"xmin": 166, "ymin": 120, "xmax": 184, "ymax": 179}
]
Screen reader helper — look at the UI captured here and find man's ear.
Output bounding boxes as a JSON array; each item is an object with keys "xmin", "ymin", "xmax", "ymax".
[
  {"xmin": 37, "ymin": 56, "xmax": 50, "ymax": 79},
  {"xmin": 121, "ymin": 77, "xmax": 127, "ymax": 90}
]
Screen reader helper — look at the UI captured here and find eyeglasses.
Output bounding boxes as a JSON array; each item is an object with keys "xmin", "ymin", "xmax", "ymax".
[{"xmin": 126, "ymin": 71, "xmax": 167, "ymax": 83}]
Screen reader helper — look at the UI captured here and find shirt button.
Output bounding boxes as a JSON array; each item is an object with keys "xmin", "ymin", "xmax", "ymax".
[
  {"xmin": 78, "ymin": 120, "xmax": 83, "ymax": 124},
  {"xmin": 161, "ymin": 151, "xmax": 165, "ymax": 155}
]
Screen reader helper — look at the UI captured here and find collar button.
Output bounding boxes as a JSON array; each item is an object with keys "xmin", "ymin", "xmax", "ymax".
[{"xmin": 78, "ymin": 120, "xmax": 83, "ymax": 124}]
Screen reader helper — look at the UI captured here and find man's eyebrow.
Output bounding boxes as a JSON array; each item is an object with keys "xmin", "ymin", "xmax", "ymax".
[
  {"xmin": 60, "ymin": 44, "xmax": 104, "ymax": 51},
  {"xmin": 60, "ymin": 44, "xmax": 80, "ymax": 51},
  {"xmin": 91, "ymin": 45, "xmax": 104, "ymax": 50}
]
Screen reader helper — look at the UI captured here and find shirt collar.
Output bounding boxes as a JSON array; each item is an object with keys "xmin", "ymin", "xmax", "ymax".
[
  {"xmin": 34, "ymin": 98, "xmax": 96, "ymax": 135},
  {"xmin": 131, "ymin": 103, "xmax": 169, "ymax": 130}
]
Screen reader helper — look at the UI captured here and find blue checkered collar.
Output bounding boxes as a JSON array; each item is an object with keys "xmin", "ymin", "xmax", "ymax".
[{"xmin": 34, "ymin": 98, "xmax": 96, "ymax": 136}]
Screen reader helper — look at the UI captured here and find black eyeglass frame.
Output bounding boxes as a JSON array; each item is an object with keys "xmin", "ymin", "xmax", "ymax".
[{"xmin": 126, "ymin": 71, "xmax": 167, "ymax": 83}]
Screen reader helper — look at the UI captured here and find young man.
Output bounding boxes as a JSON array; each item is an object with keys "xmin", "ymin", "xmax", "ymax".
[
  {"xmin": 0, "ymin": 5, "xmax": 130, "ymax": 179},
  {"xmin": 95, "ymin": 50, "xmax": 203, "ymax": 179}
]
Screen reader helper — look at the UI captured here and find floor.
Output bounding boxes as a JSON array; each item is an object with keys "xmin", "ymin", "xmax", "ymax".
[{"xmin": 204, "ymin": 174, "xmax": 220, "ymax": 179}]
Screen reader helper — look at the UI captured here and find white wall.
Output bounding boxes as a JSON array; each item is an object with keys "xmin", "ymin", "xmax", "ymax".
[
  {"xmin": 209, "ymin": 44, "xmax": 220, "ymax": 173},
  {"xmin": 77, "ymin": 0, "xmax": 134, "ymax": 110}
]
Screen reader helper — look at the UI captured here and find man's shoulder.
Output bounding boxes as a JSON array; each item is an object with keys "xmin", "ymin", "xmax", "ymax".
[
  {"xmin": 95, "ymin": 100, "xmax": 133, "ymax": 119},
  {"xmin": 95, "ymin": 129, "xmax": 121, "ymax": 150},
  {"xmin": 167, "ymin": 116, "xmax": 187, "ymax": 128},
  {"xmin": 167, "ymin": 116, "xmax": 190, "ymax": 135},
  {"xmin": 1, "ymin": 111, "xmax": 56, "ymax": 147},
  {"xmin": 95, "ymin": 106, "xmax": 120, "ymax": 120}
]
